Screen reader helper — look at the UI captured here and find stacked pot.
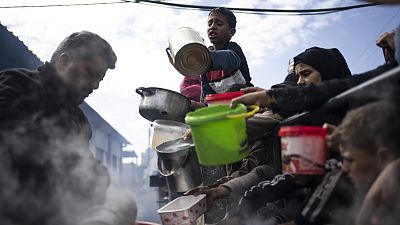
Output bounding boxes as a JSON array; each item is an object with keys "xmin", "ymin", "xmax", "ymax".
[{"xmin": 136, "ymin": 87, "xmax": 202, "ymax": 197}]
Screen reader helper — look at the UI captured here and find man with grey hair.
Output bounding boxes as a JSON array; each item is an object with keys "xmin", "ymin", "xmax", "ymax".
[{"xmin": 0, "ymin": 31, "xmax": 136, "ymax": 225}]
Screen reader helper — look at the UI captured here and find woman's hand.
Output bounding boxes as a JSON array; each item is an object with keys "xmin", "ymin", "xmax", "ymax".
[
  {"xmin": 240, "ymin": 86, "xmax": 266, "ymax": 93},
  {"xmin": 230, "ymin": 90, "xmax": 275, "ymax": 109}
]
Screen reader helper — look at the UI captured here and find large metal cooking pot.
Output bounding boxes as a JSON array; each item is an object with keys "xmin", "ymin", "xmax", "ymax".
[
  {"xmin": 136, "ymin": 87, "xmax": 191, "ymax": 122},
  {"xmin": 166, "ymin": 27, "xmax": 211, "ymax": 76},
  {"xmin": 156, "ymin": 138, "xmax": 202, "ymax": 193}
]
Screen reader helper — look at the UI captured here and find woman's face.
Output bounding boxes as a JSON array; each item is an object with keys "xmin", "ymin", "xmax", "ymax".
[{"xmin": 295, "ymin": 63, "xmax": 322, "ymax": 85}]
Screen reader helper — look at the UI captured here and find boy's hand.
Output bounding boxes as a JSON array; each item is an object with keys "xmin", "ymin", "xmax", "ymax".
[
  {"xmin": 230, "ymin": 90, "xmax": 275, "ymax": 109},
  {"xmin": 190, "ymin": 100, "xmax": 206, "ymax": 110}
]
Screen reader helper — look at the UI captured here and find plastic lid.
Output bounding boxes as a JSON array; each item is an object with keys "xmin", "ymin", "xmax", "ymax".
[
  {"xmin": 185, "ymin": 104, "xmax": 246, "ymax": 125},
  {"xmin": 205, "ymin": 91, "xmax": 244, "ymax": 102},
  {"xmin": 278, "ymin": 126, "xmax": 327, "ymax": 137}
]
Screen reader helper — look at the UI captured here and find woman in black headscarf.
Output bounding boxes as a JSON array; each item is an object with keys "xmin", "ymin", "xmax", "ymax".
[
  {"xmin": 231, "ymin": 46, "xmax": 356, "ymax": 118},
  {"xmin": 271, "ymin": 47, "xmax": 351, "ymax": 88},
  {"xmin": 293, "ymin": 47, "xmax": 351, "ymax": 85}
]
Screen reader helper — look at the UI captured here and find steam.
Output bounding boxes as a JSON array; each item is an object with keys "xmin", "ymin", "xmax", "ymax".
[{"xmin": 0, "ymin": 113, "xmax": 135, "ymax": 225}]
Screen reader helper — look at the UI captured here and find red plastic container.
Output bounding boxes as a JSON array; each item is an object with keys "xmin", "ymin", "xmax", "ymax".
[
  {"xmin": 205, "ymin": 91, "xmax": 244, "ymax": 106},
  {"xmin": 278, "ymin": 126, "xmax": 327, "ymax": 174}
]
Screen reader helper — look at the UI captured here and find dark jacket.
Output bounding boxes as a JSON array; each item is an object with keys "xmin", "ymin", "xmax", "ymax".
[
  {"xmin": 201, "ymin": 41, "xmax": 253, "ymax": 98},
  {"xmin": 269, "ymin": 62, "xmax": 398, "ymax": 118},
  {"xmin": 0, "ymin": 63, "xmax": 110, "ymax": 225}
]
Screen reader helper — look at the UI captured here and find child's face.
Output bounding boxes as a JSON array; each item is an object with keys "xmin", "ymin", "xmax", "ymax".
[
  {"xmin": 207, "ymin": 12, "xmax": 235, "ymax": 47},
  {"xmin": 340, "ymin": 145, "xmax": 380, "ymax": 192}
]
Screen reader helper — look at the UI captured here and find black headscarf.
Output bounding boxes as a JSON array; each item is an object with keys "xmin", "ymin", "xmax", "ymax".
[{"xmin": 294, "ymin": 47, "xmax": 351, "ymax": 81}]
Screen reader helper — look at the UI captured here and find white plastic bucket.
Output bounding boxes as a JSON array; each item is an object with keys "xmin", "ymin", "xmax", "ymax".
[
  {"xmin": 278, "ymin": 126, "xmax": 327, "ymax": 174},
  {"xmin": 150, "ymin": 119, "xmax": 189, "ymax": 150}
]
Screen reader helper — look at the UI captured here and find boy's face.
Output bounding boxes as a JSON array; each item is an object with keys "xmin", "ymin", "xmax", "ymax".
[
  {"xmin": 340, "ymin": 145, "xmax": 381, "ymax": 192},
  {"xmin": 207, "ymin": 12, "xmax": 235, "ymax": 47}
]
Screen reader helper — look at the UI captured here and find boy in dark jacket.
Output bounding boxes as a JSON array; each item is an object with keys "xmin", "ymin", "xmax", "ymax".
[{"xmin": 191, "ymin": 7, "xmax": 253, "ymax": 109}]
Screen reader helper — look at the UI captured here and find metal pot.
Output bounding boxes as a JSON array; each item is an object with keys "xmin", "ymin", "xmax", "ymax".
[
  {"xmin": 156, "ymin": 138, "xmax": 202, "ymax": 193},
  {"xmin": 166, "ymin": 27, "xmax": 211, "ymax": 76},
  {"xmin": 136, "ymin": 87, "xmax": 191, "ymax": 122}
]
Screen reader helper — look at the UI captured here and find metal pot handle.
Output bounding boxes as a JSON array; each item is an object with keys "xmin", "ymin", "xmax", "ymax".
[
  {"xmin": 136, "ymin": 87, "xmax": 156, "ymax": 97},
  {"xmin": 157, "ymin": 157, "xmax": 175, "ymax": 177},
  {"xmin": 157, "ymin": 150, "xmax": 191, "ymax": 177},
  {"xmin": 166, "ymin": 47, "xmax": 175, "ymax": 66},
  {"xmin": 135, "ymin": 87, "xmax": 145, "ymax": 96}
]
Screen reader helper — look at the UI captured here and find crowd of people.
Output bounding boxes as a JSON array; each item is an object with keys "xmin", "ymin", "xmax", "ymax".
[
  {"xmin": 0, "ymin": 2, "xmax": 399, "ymax": 225},
  {"xmin": 177, "ymin": 5, "xmax": 400, "ymax": 225}
]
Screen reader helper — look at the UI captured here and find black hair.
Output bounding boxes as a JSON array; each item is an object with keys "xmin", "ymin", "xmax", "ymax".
[
  {"xmin": 332, "ymin": 101, "xmax": 400, "ymax": 156},
  {"xmin": 50, "ymin": 31, "xmax": 117, "ymax": 69},
  {"xmin": 209, "ymin": 7, "xmax": 236, "ymax": 28}
]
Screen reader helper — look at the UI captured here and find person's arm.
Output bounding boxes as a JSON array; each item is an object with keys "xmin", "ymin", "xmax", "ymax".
[
  {"xmin": 209, "ymin": 49, "xmax": 241, "ymax": 71},
  {"xmin": 269, "ymin": 62, "xmax": 397, "ymax": 117},
  {"xmin": 222, "ymin": 164, "xmax": 278, "ymax": 196},
  {"xmin": 230, "ymin": 62, "xmax": 398, "ymax": 117},
  {"xmin": 238, "ymin": 173, "xmax": 299, "ymax": 213}
]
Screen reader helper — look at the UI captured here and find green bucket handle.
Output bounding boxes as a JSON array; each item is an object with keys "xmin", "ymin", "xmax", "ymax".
[{"xmin": 226, "ymin": 105, "xmax": 260, "ymax": 119}]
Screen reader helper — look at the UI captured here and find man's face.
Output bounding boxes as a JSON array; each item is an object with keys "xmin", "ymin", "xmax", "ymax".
[
  {"xmin": 63, "ymin": 56, "xmax": 108, "ymax": 104},
  {"xmin": 207, "ymin": 12, "xmax": 234, "ymax": 47},
  {"xmin": 340, "ymin": 145, "xmax": 380, "ymax": 192}
]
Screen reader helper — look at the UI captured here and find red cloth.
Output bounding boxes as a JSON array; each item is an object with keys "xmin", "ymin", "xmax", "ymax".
[{"xmin": 180, "ymin": 76, "xmax": 201, "ymax": 102}]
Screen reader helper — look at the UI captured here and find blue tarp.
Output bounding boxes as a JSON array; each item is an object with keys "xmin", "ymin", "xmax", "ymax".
[{"xmin": 0, "ymin": 24, "xmax": 43, "ymax": 70}]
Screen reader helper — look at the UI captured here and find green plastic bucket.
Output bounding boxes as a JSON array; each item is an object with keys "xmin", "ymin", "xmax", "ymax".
[{"xmin": 185, "ymin": 104, "xmax": 259, "ymax": 165}]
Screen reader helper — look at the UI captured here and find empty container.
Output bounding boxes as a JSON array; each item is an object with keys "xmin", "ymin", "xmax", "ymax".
[{"xmin": 157, "ymin": 194, "xmax": 207, "ymax": 225}]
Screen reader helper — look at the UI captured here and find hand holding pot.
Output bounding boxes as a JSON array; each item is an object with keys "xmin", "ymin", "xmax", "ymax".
[{"xmin": 182, "ymin": 129, "xmax": 192, "ymax": 141}]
